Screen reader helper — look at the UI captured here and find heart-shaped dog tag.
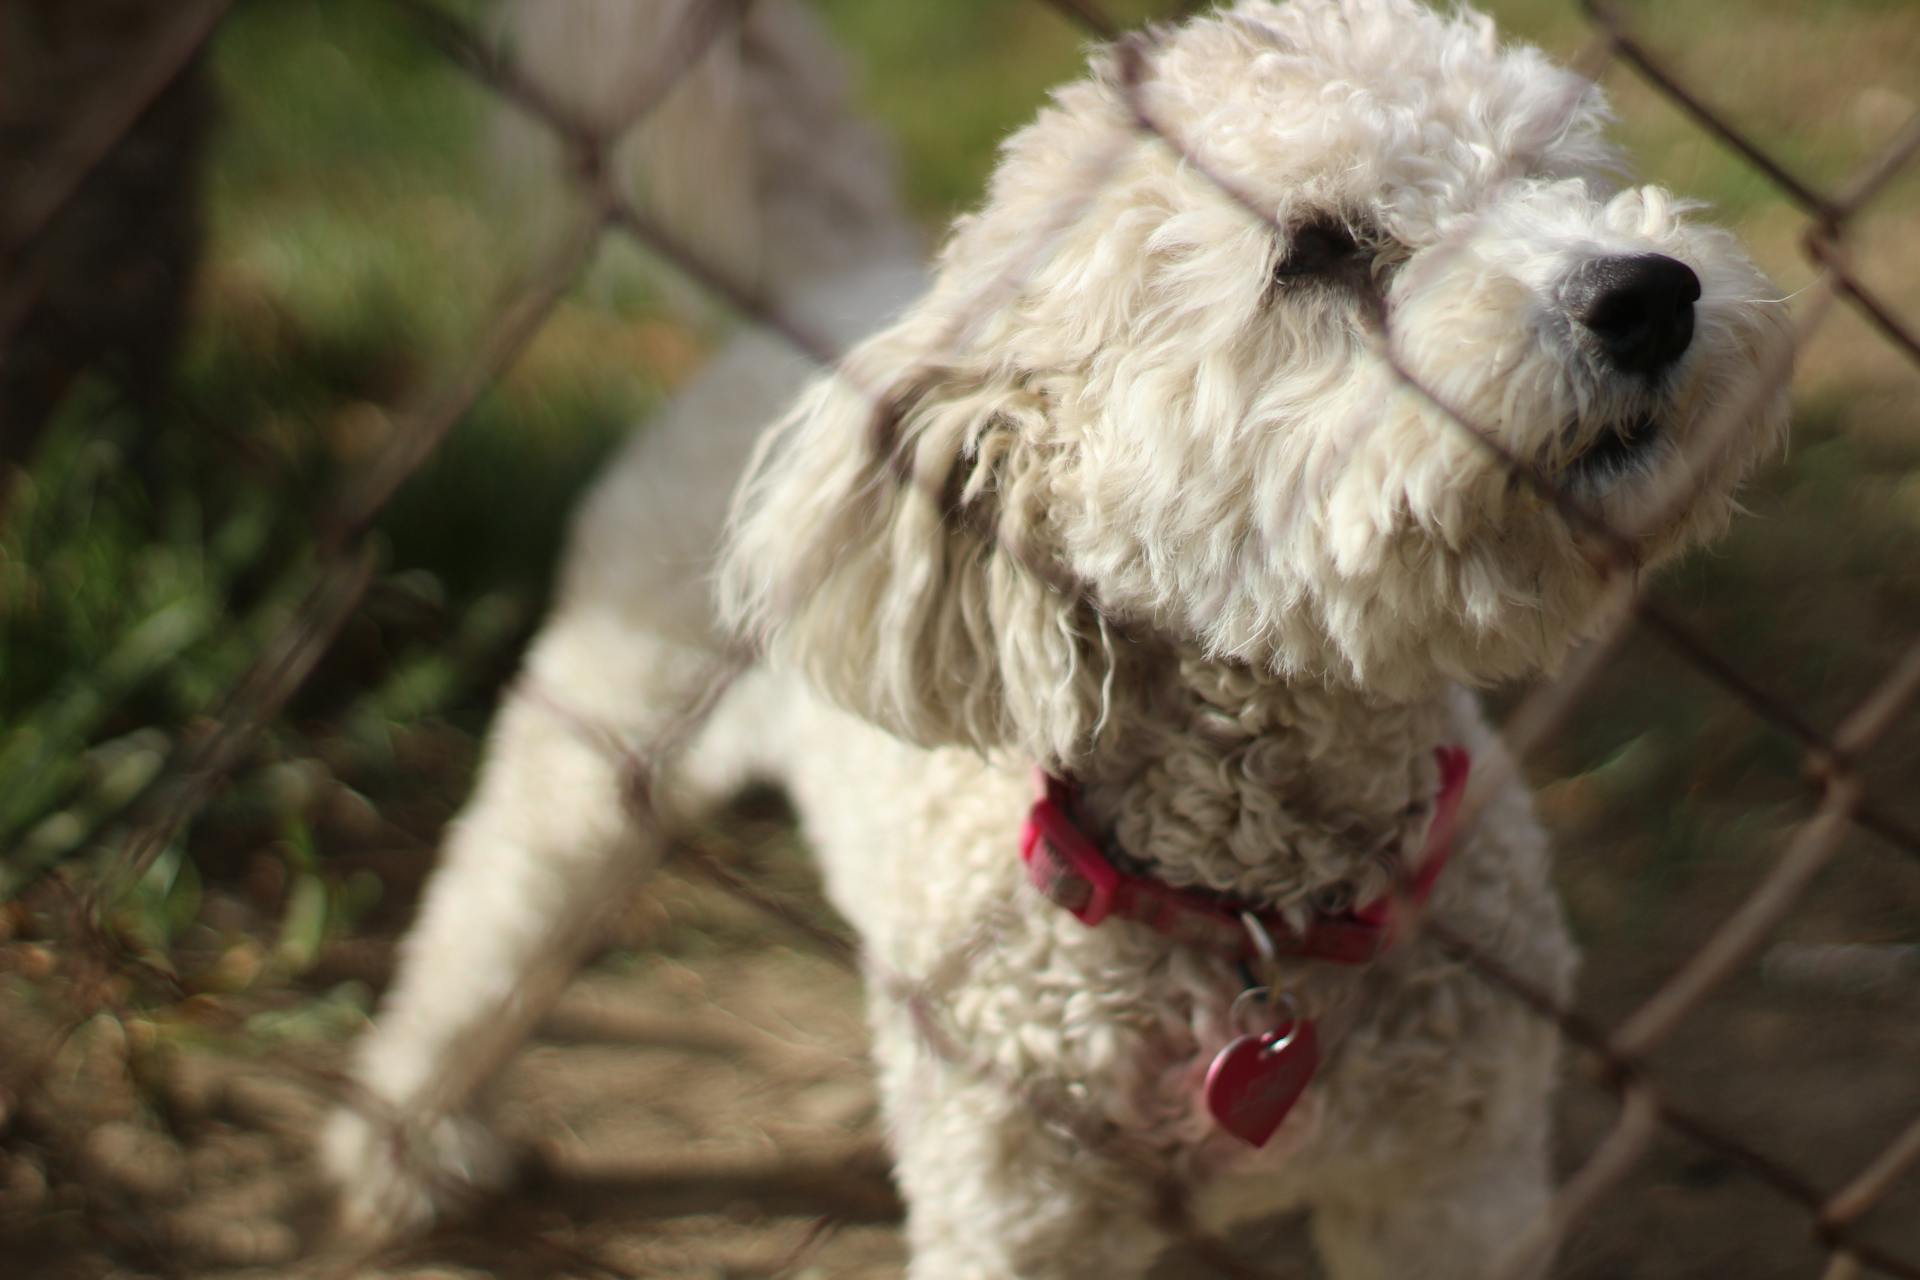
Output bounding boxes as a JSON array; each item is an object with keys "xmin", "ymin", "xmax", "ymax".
[{"xmin": 1203, "ymin": 1019, "xmax": 1320, "ymax": 1148}]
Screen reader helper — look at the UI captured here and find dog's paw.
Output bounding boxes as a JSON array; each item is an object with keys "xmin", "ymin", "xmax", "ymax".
[{"xmin": 318, "ymin": 1102, "xmax": 515, "ymax": 1241}]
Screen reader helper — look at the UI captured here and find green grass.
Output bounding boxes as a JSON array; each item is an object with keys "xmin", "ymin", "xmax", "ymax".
[{"xmin": 0, "ymin": 0, "xmax": 645, "ymax": 938}]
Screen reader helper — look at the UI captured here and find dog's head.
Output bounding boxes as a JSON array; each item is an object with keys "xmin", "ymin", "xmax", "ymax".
[{"xmin": 720, "ymin": 0, "xmax": 1791, "ymax": 763}]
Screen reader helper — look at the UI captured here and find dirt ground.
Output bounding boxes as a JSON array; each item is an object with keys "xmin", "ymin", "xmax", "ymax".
[{"xmin": 5, "ymin": 761, "xmax": 1919, "ymax": 1280}]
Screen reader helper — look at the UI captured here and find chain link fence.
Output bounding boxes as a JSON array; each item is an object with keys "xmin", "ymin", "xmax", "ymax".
[{"xmin": 3, "ymin": 0, "xmax": 1918, "ymax": 1276}]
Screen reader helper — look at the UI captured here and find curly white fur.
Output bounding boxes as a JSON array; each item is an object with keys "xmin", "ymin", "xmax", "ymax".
[{"xmin": 322, "ymin": 2, "xmax": 1791, "ymax": 1276}]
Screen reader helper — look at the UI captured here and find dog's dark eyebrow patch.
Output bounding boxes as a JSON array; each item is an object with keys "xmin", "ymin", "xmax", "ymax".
[{"xmin": 1274, "ymin": 217, "xmax": 1362, "ymax": 277}]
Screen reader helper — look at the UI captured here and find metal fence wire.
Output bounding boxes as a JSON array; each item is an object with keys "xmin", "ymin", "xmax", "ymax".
[{"xmin": 4, "ymin": 0, "xmax": 1920, "ymax": 1276}]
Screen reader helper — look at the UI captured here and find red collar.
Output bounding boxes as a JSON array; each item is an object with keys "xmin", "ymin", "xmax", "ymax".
[{"xmin": 1019, "ymin": 746, "xmax": 1470, "ymax": 965}]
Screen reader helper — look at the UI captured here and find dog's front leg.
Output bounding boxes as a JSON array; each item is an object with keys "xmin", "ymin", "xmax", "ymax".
[
  {"xmin": 1306, "ymin": 1129, "xmax": 1554, "ymax": 1280},
  {"xmin": 320, "ymin": 613, "xmax": 728, "ymax": 1239},
  {"xmin": 869, "ymin": 1001, "xmax": 1176, "ymax": 1280}
]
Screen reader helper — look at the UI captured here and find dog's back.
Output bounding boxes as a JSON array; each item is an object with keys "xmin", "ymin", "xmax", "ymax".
[{"xmin": 500, "ymin": 0, "xmax": 923, "ymax": 639}]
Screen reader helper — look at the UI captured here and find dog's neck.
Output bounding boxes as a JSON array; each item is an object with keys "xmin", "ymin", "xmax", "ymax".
[{"xmin": 1072, "ymin": 648, "xmax": 1453, "ymax": 914}]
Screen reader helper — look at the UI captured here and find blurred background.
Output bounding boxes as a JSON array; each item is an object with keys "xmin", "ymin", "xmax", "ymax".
[{"xmin": 2, "ymin": 0, "xmax": 1917, "ymax": 1276}]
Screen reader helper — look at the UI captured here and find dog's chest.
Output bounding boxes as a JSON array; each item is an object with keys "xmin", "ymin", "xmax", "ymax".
[{"xmin": 1126, "ymin": 1008, "xmax": 1336, "ymax": 1222}]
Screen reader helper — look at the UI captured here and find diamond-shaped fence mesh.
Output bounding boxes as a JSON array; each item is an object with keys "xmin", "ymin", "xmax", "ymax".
[{"xmin": 2, "ymin": 2, "xmax": 1917, "ymax": 1277}]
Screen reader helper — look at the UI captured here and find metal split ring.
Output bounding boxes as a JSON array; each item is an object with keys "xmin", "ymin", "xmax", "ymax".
[{"xmin": 1229, "ymin": 984, "xmax": 1299, "ymax": 1041}]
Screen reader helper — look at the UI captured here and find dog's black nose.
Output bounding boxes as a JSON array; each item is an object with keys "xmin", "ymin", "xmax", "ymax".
[{"xmin": 1566, "ymin": 253, "xmax": 1701, "ymax": 377}]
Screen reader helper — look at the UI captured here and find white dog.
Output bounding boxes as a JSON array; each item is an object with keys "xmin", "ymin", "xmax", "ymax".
[{"xmin": 323, "ymin": 1, "xmax": 1789, "ymax": 1276}]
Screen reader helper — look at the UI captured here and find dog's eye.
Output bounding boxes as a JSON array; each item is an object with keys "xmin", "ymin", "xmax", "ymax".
[{"xmin": 1274, "ymin": 219, "xmax": 1362, "ymax": 279}]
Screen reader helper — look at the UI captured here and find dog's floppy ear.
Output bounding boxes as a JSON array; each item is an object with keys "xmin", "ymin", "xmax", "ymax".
[{"xmin": 718, "ymin": 325, "xmax": 1113, "ymax": 764}]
